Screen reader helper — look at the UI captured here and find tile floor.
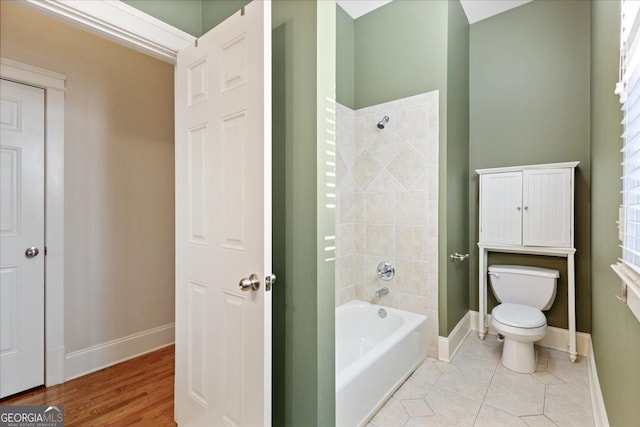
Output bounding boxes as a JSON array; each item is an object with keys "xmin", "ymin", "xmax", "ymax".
[{"xmin": 368, "ymin": 333, "xmax": 594, "ymax": 427}]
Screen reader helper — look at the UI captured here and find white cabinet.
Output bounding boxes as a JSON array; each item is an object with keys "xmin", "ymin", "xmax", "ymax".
[
  {"xmin": 523, "ymin": 168, "xmax": 573, "ymax": 247},
  {"xmin": 479, "ymin": 164, "xmax": 576, "ymax": 248},
  {"xmin": 479, "ymin": 172, "xmax": 522, "ymax": 246},
  {"xmin": 476, "ymin": 161, "xmax": 580, "ymax": 362}
]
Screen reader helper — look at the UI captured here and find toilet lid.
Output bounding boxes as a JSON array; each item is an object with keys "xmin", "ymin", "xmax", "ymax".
[{"xmin": 492, "ymin": 303, "xmax": 546, "ymax": 329}]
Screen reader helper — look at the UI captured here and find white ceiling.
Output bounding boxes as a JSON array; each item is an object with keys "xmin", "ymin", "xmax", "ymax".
[
  {"xmin": 460, "ymin": 0, "xmax": 533, "ymax": 24},
  {"xmin": 336, "ymin": 0, "xmax": 393, "ymax": 20},
  {"xmin": 336, "ymin": 0, "xmax": 533, "ymax": 23}
]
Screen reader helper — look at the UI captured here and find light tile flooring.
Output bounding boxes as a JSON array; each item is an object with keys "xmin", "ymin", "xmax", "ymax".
[{"xmin": 368, "ymin": 334, "xmax": 594, "ymax": 427}]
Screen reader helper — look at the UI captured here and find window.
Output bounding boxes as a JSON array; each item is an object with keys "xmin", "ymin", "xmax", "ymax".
[{"xmin": 613, "ymin": 0, "xmax": 640, "ymax": 322}]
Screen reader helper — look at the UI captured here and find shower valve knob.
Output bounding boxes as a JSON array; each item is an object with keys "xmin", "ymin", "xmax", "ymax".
[{"xmin": 377, "ymin": 262, "xmax": 395, "ymax": 280}]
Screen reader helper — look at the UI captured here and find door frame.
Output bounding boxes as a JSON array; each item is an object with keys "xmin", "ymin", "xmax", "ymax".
[
  {"xmin": 0, "ymin": 58, "xmax": 66, "ymax": 386},
  {"xmin": 21, "ymin": 0, "xmax": 195, "ymax": 64}
]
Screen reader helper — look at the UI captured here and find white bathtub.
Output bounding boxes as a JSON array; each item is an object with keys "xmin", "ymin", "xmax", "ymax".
[{"xmin": 335, "ymin": 300, "xmax": 428, "ymax": 427}]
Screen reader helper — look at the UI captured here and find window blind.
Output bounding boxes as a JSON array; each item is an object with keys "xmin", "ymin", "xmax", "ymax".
[
  {"xmin": 619, "ymin": 1, "xmax": 640, "ymax": 270},
  {"xmin": 614, "ymin": 1, "xmax": 640, "ymax": 321}
]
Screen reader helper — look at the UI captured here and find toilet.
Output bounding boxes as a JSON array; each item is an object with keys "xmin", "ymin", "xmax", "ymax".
[{"xmin": 488, "ymin": 265, "xmax": 559, "ymax": 373}]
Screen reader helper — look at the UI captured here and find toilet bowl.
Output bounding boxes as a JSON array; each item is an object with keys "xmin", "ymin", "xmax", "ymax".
[
  {"xmin": 491, "ymin": 303, "xmax": 547, "ymax": 373},
  {"xmin": 488, "ymin": 265, "xmax": 559, "ymax": 374}
]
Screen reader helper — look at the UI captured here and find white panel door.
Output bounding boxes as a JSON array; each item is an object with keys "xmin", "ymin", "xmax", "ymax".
[
  {"xmin": 174, "ymin": 1, "xmax": 272, "ymax": 426},
  {"xmin": 479, "ymin": 172, "xmax": 523, "ymax": 245},
  {"xmin": 0, "ymin": 79, "xmax": 45, "ymax": 398},
  {"xmin": 523, "ymin": 168, "xmax": 572, "ymax": 247}
]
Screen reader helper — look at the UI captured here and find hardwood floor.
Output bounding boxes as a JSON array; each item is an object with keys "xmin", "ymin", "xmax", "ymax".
[{"xmin": 0, "ymin": 345, "xmax": 176, "ymax": 426}]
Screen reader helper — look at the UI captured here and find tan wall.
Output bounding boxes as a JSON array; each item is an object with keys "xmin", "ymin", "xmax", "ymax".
[{"xmin": 1, "ymin": 2, "xmax": 175, "ymax": 353}]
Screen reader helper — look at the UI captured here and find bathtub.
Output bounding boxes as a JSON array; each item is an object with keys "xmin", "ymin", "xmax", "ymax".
[{"xmin": 335, "ymin": 300, "xmax": 428, "ymax": 427}]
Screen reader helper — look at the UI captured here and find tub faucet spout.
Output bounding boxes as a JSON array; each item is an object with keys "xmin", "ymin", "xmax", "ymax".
[{"xmin": 375, "ymin": 287, "xmax": 389, "ymax": 298}]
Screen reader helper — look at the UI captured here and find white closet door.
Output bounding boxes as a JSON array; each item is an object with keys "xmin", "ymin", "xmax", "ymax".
[
  {"xmin": 522, "ymin": 168, "xmax": 572, "ymax": 247},
  {"xmin": 479, "ymin": 172, "xmax": 523, "ymax": 245},
  {"xmin": 0, "ymin": 79, "xmax": 45, "ymax": 398}
]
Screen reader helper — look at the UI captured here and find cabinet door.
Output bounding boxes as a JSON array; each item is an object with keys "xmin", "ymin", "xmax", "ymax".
[
  {"xmin": 480, "ymin": 172, "xmax": 523, "ymax": 245},
  {"xmin": 522, "ymin": 168, "xmax": 572, "ymax": 247}
]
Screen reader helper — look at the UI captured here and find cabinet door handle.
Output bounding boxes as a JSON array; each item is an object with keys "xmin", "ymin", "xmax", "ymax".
[
  {"xmin": 524, "ymin": 206, "xmax": 529, "ymax": 211},
  {"xmin": 517, "ymin": 206, "xmax": 521, "ymax": 211}
]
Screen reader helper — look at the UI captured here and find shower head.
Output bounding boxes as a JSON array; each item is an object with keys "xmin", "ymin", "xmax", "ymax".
[{"xmin": 377, "ymin": 115, "xmax": 390, "ymax": 129}]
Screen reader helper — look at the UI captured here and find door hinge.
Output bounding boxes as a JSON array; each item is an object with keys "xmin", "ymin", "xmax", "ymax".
[
  {"xmin": 44, "ymin": 246, "xmax": 47, "ymax": 256},
  {"xmin": 265, "ymin": 274, "xmax": 276, "ymax": 292}
]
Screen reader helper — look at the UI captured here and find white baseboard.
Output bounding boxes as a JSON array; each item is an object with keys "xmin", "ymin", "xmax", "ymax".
[
  {"xmin": 64, "ymin": 323, "xmax": 174, "ymax": 381},
  {"xmin": 588, "ymin": 339, "xmax": 609, "ymax": 427},
  {"xmin": 539, "ymin": 326, "xmax": 590, "ymax": 356},
  {"xmin": 438, "ymin": 311, "xmax": 472, "ymax": 362},
  {"xmin": 469, "ymin": 311, "xmax": 590, "ymax": 356}
]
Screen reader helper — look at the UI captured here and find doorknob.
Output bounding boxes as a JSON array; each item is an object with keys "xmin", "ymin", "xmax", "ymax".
[
  {"xmin": 25, "ymin": 247, "xmax": 39, "ymax": 258},
  {"xmin": 239, "ymin": 274, "xmax": 260, "ymax": 291}
]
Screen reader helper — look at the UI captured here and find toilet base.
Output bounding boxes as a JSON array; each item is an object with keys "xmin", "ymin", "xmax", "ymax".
[{"xmin": 501, "ymin": 339, "xmax": 536, "ymax": 373}]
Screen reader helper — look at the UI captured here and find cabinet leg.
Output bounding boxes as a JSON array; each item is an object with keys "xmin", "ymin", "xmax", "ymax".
[
  {"xmin": 479, "ymin": 247, "xmax": 488, "ymax": 343},
  {"xmin": 568, "ymin": 253, "xmax": 577, "ymax": 363}
]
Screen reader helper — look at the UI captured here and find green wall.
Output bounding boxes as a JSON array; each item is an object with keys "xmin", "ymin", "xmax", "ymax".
[
  {"xmin": 591, "ymin": 1, "xmax": 640, "ymax": 425},
  {"xmin": 123, "ymin": 0, "xmax": 250, "ymax": 37},
  {"xmin": 336, "ymin": 5, "xmax": 354, "ymax": 109},
  {"xmin": 353, "ymin": 0, "xmax": 448, "ymax": 110},
  {"xmin": 272, "ymin": 2, "xmax": 335, "ymax": 426},
  {"xmin": 202, "ymin": 0, "xmax": 251, "ymax": 33},
  {"xmin": 469, "ymin": 0, "xmax": 592, "ymax": 332},
  {"xmin": 122, "ymin": 0, "xmax": 203, "ymax": 36},
  {"xmin": 445, "ymin": 0, "xmax": 470, "ymax": 336},
  {"xmin": 271, "ymin": 21, "xmax": 286, "ymax": 426},
  {"xmin": 316, "ymin": 5, "xmax": 336, "ymax": 423}
]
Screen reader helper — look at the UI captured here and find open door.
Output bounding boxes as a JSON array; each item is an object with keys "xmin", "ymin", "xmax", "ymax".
[{"xmin": 174, "ymin": 1, "xmax": 272, "ymax": 425}]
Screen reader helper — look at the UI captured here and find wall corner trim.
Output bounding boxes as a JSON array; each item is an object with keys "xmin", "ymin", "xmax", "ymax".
[
  {"xmin": 438, "ymin": 311, "xmax": 472, "ymax": 362},
  {"xmin": 589, "ymin": 339, "xmax": 610, "ymax": 427},
  {"xmin": 64, "ymin": 323, "xmax": 175, "ymax": 381},
  {"xmin": 20, "ymin": 0, "xmax": 195, "ymax": 64},
  {"xmin": 46, "ymin": 346, "xmax": 65, "ymax": 386}
]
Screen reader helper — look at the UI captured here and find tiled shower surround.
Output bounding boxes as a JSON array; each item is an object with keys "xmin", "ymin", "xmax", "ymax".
[{"xmin": 335, "ymin": 91, "xmax": 439, "ymax": 356}]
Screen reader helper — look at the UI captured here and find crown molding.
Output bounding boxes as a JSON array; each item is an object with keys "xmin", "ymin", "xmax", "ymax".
[{"xmin": 21, "ymin": 0, "xmax": 195, "ymax": 64}]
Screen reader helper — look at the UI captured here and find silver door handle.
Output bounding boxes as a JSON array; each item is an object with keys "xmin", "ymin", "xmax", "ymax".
[
  {"xmin": 25, "ymin": 247, "xmax": 39, "ymax": 258},
  {"xmin": 239, "ymin": 274, "xmax": 260, "ymax": 291}
]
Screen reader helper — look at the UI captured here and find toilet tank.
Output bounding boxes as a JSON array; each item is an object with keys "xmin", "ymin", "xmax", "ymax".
[{"xmin": 488, "ymin": 265, "xmax": 559, "ymax": 310}]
